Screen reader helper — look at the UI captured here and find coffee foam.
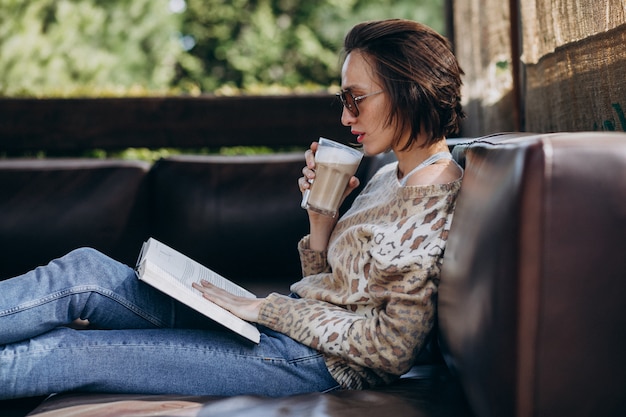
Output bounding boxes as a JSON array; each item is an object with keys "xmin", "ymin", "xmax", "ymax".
[{"xmin": 315, "ymin": 146, "xmax": 361, "ymax": 164}]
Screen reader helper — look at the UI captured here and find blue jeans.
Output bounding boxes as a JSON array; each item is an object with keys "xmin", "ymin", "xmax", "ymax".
[{"xmin": 0, "ymin": 248, "xmax": 339, "ymax": 400}]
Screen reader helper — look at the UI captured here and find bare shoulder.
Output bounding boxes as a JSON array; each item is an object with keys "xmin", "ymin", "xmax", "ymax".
[{"xmin": 404, "ymin": 159, "xmax": 462, "ymax": 186}]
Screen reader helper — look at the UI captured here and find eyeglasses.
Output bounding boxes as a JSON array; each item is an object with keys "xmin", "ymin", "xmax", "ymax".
[{"xmin": 336, "ymin": 89, "xmax": 383, "ymax": 117}]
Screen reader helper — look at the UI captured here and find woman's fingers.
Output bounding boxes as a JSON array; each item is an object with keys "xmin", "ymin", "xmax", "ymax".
[
  {"xmin": 192, "ymin": 280, "xmax": 262, "ymax": 322},
  {"xmin": 298, "ymin": 176, "xmax": 312, "ymax": 192},
  {"xmin": 299, "ymin": 142, "xmax": 319, "ymax": 193}
]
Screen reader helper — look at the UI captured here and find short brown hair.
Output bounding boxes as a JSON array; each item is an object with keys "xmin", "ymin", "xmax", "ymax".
[{"xmin": 343, "ymin": 19, "xmax": 465, "ymax": 149}]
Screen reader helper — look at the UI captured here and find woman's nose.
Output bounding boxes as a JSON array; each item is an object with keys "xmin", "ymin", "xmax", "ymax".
[{"xmin": 341, "ymin": 107, "xmax": 356, "ymax": 126}]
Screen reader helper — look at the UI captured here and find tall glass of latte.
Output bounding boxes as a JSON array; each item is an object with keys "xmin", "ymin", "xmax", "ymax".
[{"xmin": 301, "ymin": 137, "xmax": 364, "ymax": 218}]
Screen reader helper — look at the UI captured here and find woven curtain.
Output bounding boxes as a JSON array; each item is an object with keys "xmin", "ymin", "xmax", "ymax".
[
  {"xmin": 453, "ymin": 0, "xmax": 515, "ymax": 136},
  {"xmin": 453, "ymin": 0, "xmax": 626, "ymax": 134},
  {"xmin": 521, "ymin": 0, "xmax": 626, "ymax": 132}
]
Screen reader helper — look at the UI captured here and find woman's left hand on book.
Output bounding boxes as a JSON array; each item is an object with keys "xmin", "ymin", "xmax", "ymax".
[{"xmin": 192, "ymin": 280, "xmax": 263, "ymax": 323}]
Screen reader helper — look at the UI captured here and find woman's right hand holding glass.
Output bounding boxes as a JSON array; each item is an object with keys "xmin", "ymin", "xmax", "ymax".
[{"xmin": 298, "ymin": 142, "xmax": 360, "ymax": 251}]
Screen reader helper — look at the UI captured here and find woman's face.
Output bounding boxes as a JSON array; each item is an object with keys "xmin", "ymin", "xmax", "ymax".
[{"xmin": 340, "ymin": 51, "xmax": 406, "ymax": 156}]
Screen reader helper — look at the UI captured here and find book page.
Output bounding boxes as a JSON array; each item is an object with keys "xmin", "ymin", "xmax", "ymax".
[
  {"xmin": 143, "ymin": 238, "xmax": 255, "ymax": 299},
  {"xmin": 135, "ymin": 238, "xmax": 260, "ymax": 344}
]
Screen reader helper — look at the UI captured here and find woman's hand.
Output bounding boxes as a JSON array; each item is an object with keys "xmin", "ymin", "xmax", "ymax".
[
  {"xmin": 299, "ymin": 142, "xmax": 361, "ymax": 211},
  {"xmin": 298, "ymin": 141, "xmax": 320, "ymax": 202},
  {"xmin": 192, "ymin": 280, "xmax": 264, "ymax": 323},
  {"xmin": 298, "ymin": 141, "xmax": 360, "ymax": 251}
]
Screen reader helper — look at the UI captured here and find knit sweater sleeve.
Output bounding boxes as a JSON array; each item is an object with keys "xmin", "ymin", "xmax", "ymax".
[{"xmin": 297, "ymin": 235, "xmax": 331, "ymax": 277}]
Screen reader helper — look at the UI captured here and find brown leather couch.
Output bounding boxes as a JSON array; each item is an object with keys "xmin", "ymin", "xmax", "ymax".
[{"xmin": 1, "ymin": 132, "xmax": 625, "ymax": 417}]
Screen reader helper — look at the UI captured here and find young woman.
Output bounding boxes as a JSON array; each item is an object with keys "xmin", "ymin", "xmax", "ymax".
[{"xmin": 0, "ymin": 19, "xmax": 464, "ymax": 399}]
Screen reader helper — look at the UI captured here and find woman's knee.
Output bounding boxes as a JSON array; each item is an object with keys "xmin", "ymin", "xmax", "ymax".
[
  {"xmin": 60, "ymin": 247, "xmax": 132, "ymax": 283},
  {"xmin": 63, "ymin": 247, "xmax": 111, "ymax": 266}
]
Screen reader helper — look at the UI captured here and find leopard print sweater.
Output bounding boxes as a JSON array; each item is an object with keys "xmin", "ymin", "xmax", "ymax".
[{"xmin": 257, "ymin": 161, "xmax": 462, "ymax": 389}]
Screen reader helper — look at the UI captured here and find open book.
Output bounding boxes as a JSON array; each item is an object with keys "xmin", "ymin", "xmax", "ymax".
[{"xmin": 135, "ymin": 238, "xmax": 261, "ymax": 344}]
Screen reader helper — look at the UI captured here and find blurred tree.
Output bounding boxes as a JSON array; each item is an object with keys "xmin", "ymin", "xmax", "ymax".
[
  {"xmin": 177, "ymin": 0, "xmax": 444, "ymax": 92},
  {"xmin": 0, "ymin": 0, "xmax": 444, "ymax": 96},
  {"xmin": 0, "ymin": 0, "xmax": 183, "ymax": 96}
]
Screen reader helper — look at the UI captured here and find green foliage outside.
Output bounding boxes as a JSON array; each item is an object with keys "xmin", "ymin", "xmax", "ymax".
[
  {"xmin": 0, "ymin": 0, "xmax": 444, "ymax": 97},
  {"xmin": 178, "ymin": 0, "xmax": 444, "ymax": 93},
  {"xmin": 0, "ymin": 0, "xmax": 182, "ymax": 96}
]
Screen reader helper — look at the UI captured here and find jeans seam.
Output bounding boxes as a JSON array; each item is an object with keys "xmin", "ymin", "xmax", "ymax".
[
  {"xmin": 2, "ymin": 341, "xmax": 316, "ymax": 362},
  {"xmin": 0, "ymin": 285, "xmax": 168, "ymax": 328}
]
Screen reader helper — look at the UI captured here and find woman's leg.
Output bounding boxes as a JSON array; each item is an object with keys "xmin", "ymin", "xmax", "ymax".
[
  {"xmin": 0, "ymin": 326, "xmax": 339, "ymax": 399},
  {"xmin": 0, "ymin": 247, "xmax": 211, "ymax": 345}
]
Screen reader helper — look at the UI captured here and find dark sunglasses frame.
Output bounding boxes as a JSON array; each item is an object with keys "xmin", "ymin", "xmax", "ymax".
[{"xmin": 336, "ymin": 89, "xmax": 383, "ymax": 117}]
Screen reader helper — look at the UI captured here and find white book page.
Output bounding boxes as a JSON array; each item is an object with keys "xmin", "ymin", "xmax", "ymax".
[
  {"xmin": 135, "ymin": 238, "xmax": 260, "ymax": 344},
  {"xmin": 142, "ymin": 238, "xmax": 255, "ymax": 298}
]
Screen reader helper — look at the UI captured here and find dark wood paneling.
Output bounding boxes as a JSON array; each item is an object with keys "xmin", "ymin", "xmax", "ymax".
[{"xmin": 0, "ymin": 94, "xmax": 353, "ymax": 153}]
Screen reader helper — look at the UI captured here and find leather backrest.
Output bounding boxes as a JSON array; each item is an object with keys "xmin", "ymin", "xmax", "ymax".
[
  {"xmin": 0, "ymin": 159, "xmax": 150, "ymax": 278},
  {"xmin": 148, "ymin": 153, "xmax": 309, "ymax": 285},
  {"xmin": 438, "ymin": 132, "xmax": 626, "ymax": 417}
]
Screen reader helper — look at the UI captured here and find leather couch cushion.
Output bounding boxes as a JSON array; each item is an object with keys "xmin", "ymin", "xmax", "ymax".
[
  {"xmin": 27, "ymin": 368, "xmax": 472, "ymax": 417},
  {"xmin": 0, "ymin": 159, "xmax": 150, "ymax": 279},
  {"xmin": 148, "ymin": 153, "xmax": 309, "ymax": 291},
  {"xmin": 438, "ymin": 132, "xmax": 626, "ymax": 417}
]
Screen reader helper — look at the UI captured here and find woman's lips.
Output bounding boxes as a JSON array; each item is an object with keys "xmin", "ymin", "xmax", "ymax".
[{"xmin": 352, "ymin": 131, "xmax": 365, "ymax": 143}]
